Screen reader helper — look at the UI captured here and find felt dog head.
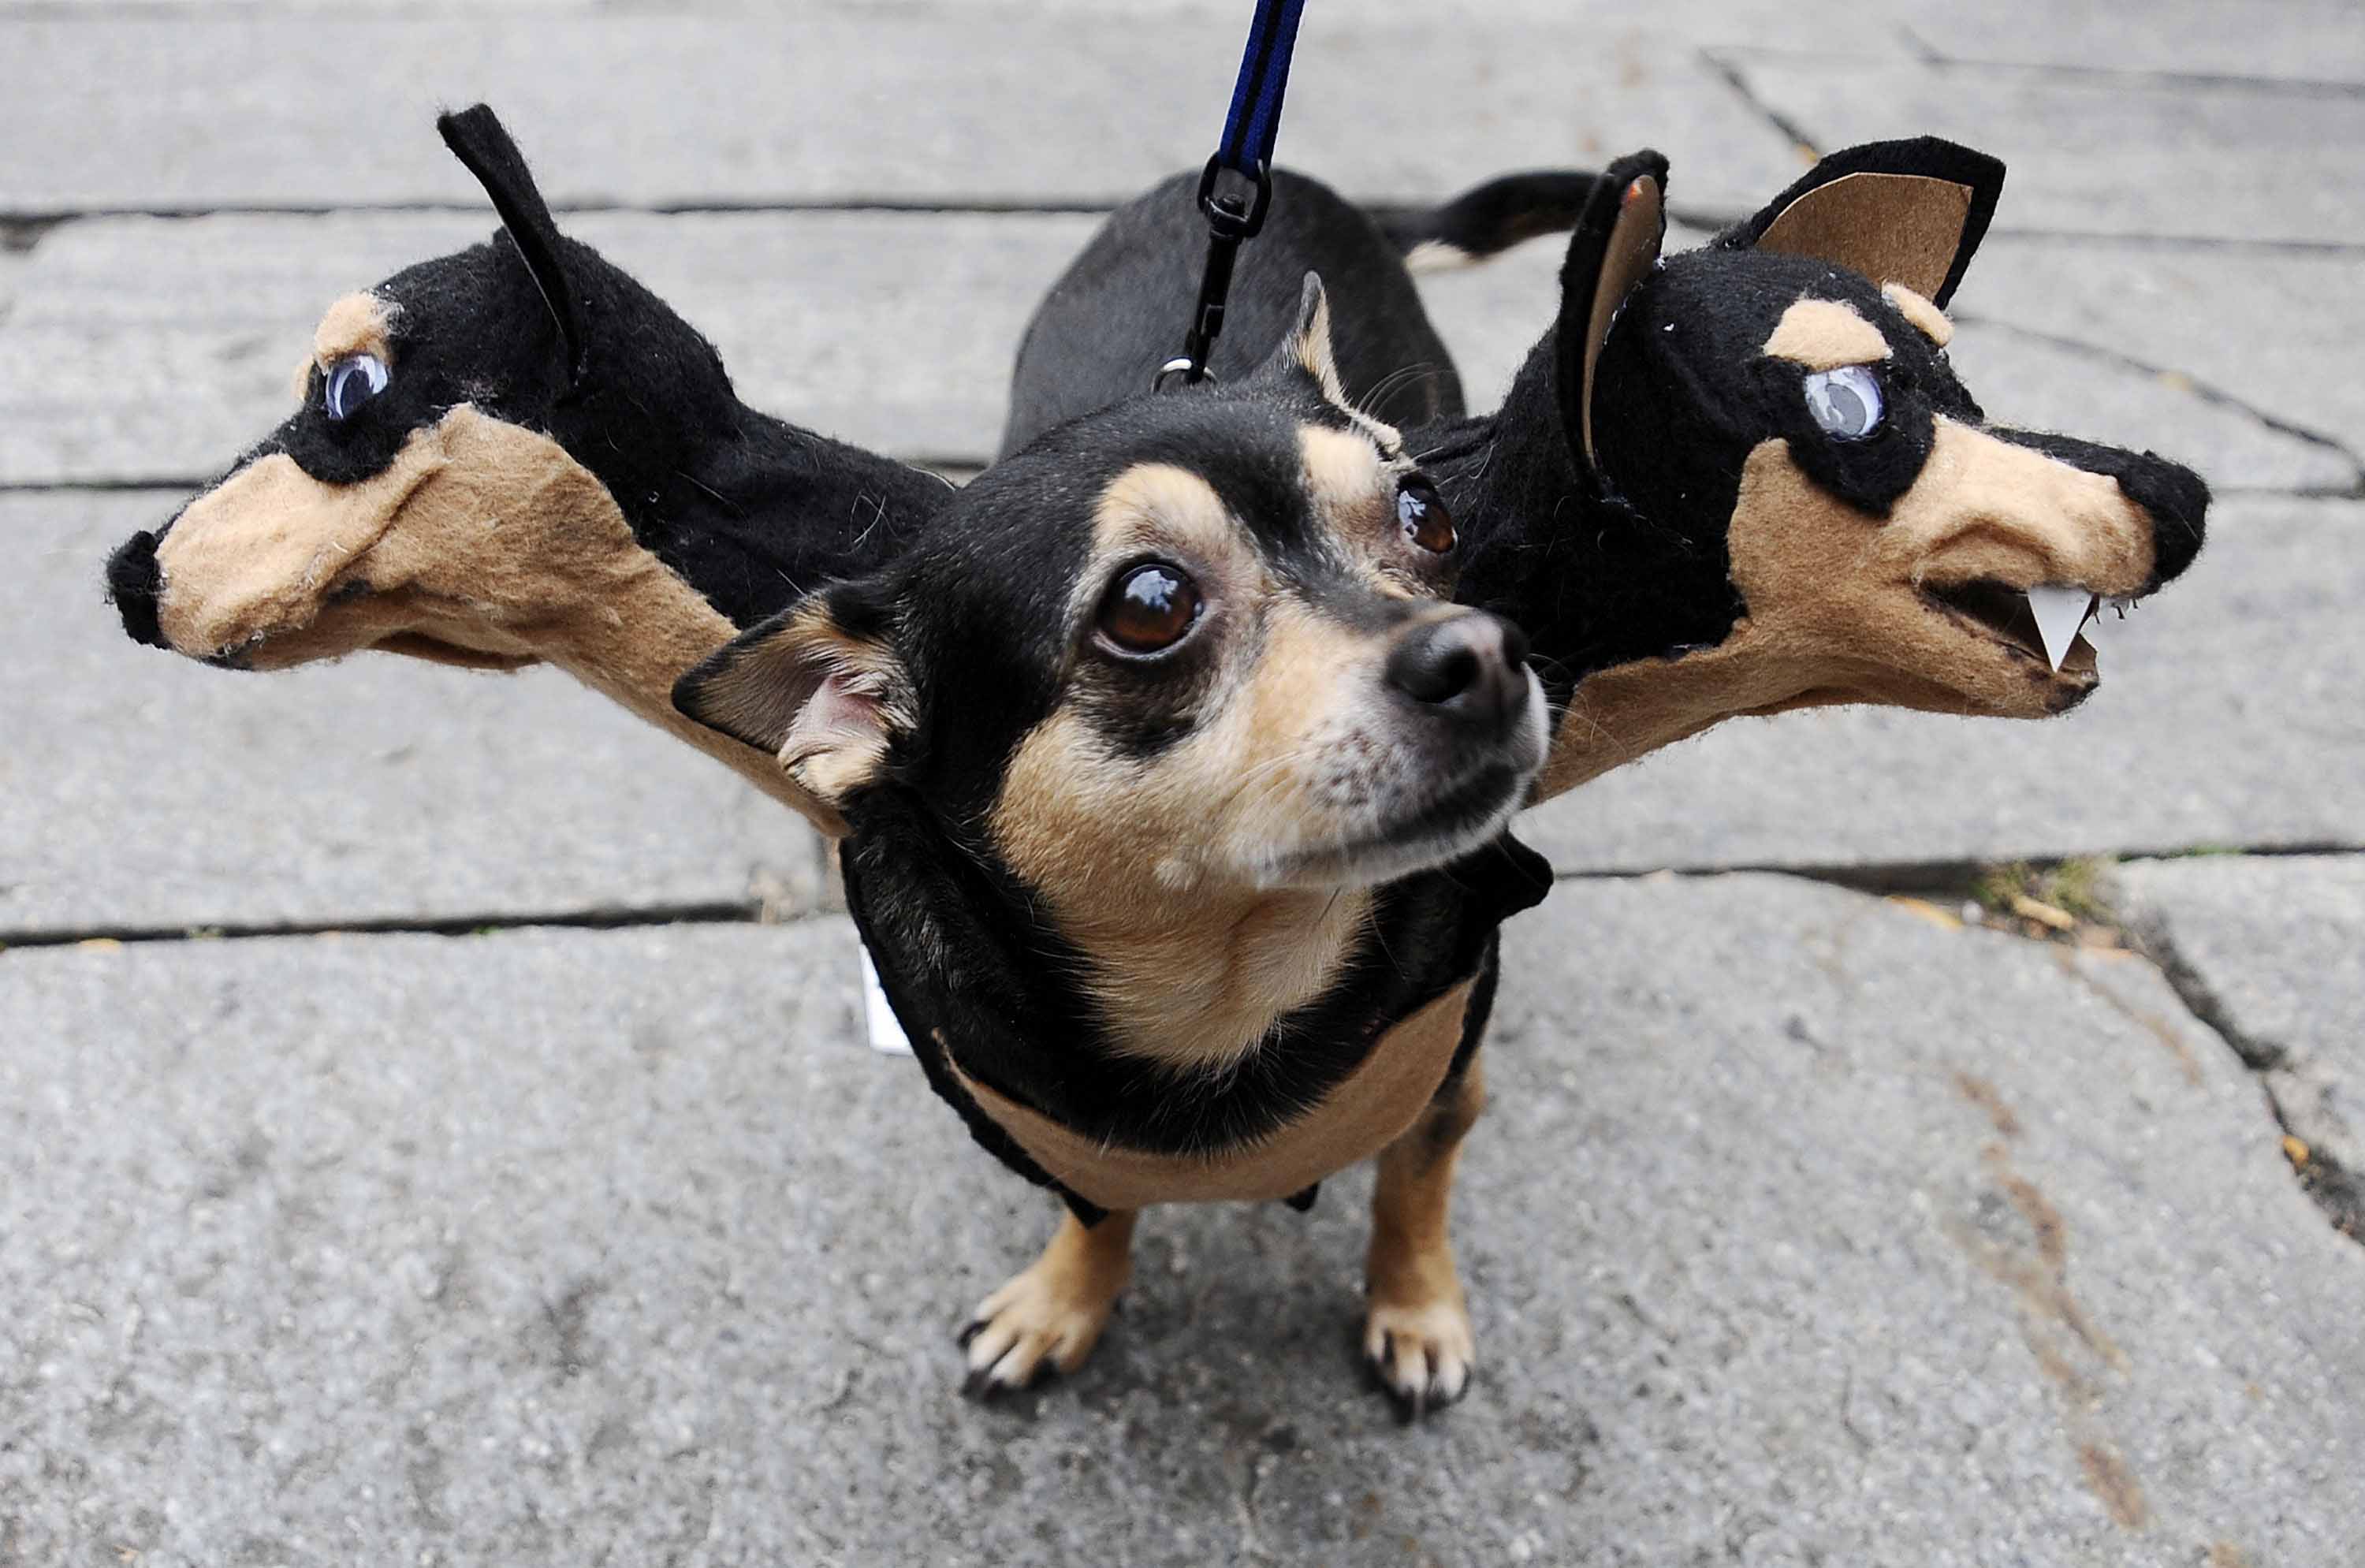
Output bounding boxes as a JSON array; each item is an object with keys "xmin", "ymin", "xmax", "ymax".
[
  {"xmin": 1446, "ymin": 139, "xmax": 2210, "ymax": 792},
  {"xmin": 679, "ymin": 277, "xmax": 1548, "ymax": 912},
  {"xmin": 104, "ymin": 105, "xmax": 950, "ymax": 835}
]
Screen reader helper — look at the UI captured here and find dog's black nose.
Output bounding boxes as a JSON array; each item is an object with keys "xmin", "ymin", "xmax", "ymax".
[{"xmin": 1385, "ymin": 612, "xmax": 1530, "ymax": 730}]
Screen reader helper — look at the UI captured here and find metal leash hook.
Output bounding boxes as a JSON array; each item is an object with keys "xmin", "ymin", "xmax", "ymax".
[{"xmin": 1155, "ymin": 0, "xmax": 1305, "ymax": 392}]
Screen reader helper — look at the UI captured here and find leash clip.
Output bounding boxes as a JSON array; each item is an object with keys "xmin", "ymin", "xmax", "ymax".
[{"xmin": 1157, "ymin": 158, "xmax": 1273, "ymax": 392}]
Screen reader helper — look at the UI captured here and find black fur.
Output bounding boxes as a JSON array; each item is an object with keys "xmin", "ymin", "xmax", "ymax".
[{"xmin": 1004, "ymin": 169, "xmax": 1466, "ymax": 450}]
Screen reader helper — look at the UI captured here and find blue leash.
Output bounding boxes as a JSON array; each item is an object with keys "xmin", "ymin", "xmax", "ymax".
[{"xmin": 1160, "ymin": 0, "xmax": 1308, "ymax": 389}]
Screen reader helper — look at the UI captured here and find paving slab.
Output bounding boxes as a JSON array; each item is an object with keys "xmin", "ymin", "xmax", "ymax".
[
  {"xmin": 4, "ymin": 210, "xmax": 2338, "ymax": 488},
  {"xmin": 3, "ymin": 877, "xmax": 2358, "ymax": 1564},
  {"xmin": 0, "ymin": 209, "xmax": 1099, "ymax": 482},
  {"xmin": 0, "ymin": 491, "xmax": 823, "ymax": 938},
  {"xmin": 2113, "ymin": 854, "xmax": 2365, "ymax": 1178},
  {"xmin": 1517, "ymin": 496, "xmax": 2365, "ymax": 873},
  {"xmin": 1727, "ymin": 54, "xmax": 2365, "ymax": 244},
  {"xmin": 1960, "ymin": 239, "xmax": 2365, "ymax": 489},
  {"xmin": 0, "ymin": 11, "xmax": 1800, "ymax": 215},
  {"xmin": 1904, "ymin": 0, "xmax": 2365, "ymax": 84}
]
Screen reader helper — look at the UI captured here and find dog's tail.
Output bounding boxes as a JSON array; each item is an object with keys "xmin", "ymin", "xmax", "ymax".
[{"xmin": 1372, "ymin": 170, "xmax": 1604, "ymax": 274}]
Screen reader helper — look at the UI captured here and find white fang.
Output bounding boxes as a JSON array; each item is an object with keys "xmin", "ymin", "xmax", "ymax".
[{"xmin": 2025, "ymin": 585, "xmax": 2095, "ymax": 672}]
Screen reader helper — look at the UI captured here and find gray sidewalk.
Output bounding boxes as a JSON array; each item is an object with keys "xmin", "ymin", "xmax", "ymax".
[{"xmin": 4, "ymin": 2, "xmax": 2362, "ymax": 1564}]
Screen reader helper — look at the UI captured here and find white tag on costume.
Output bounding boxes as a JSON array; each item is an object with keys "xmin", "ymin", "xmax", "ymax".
[{"xmin": 858, "ymin": 944, "xmax": 912, "ymax": 1056}]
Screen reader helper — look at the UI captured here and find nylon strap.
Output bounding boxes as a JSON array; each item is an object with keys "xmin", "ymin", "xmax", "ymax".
[{"xmin": 1159, "ymin": 0, "xmax": 1309, "ymax": 389}]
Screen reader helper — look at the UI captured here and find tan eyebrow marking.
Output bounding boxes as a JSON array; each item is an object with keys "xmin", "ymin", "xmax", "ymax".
[
  {"xmin": 313, "ymin": 292, "xmax": 397, "ymax": 370},
  {"xmin": 1762, "ymin": 299, "xmax": 1890, "ymax": 370},
  {"xmin": 1298, "ymin": 423, "xmax": 1388, "ymax": 520},
  {"xmin": 1883, "ymin": 282, "xmax": 1955, "ymax": 348},
  {"xmin": 1089, "ymin": 461, "xmax": 1238, "ymax": 567}
]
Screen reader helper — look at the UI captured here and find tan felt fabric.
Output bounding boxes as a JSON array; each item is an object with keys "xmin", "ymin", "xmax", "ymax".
[
  {"xmin": 1581, "ymin": 175, "xmax": 1665, "ymax": 465},
  {"xmin": 1883, "ymin": 283, "xmax": 1955, "ymax": 348},
  {"xmin": 1535, "ymin": 419, "xmax": 2158, "ymax": 802},
  {"xmin": 313, "ymin": 292, "xmax": 396, "ymax": 367},
  {"xmin": 1756, "ymin": 172, "xmax": 1974, "ymax": 302},
  {"xmin": 1762, "ymin": 299, "xmax": 1890, "ymax": 370},
  {"xmin": 946, "ymin": 980, "xmax": 1474, "ymax": 1211},
  {"xmin": 151, "ymin": 405, "xmax": 849, "ymax": 835}
]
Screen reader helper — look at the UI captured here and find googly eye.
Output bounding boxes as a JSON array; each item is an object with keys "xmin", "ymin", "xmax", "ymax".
[
  {"xmin": 1096, "ymin": 561, "xmax": 1202, "ymax": 655},
  {"xmin": 323, "ymin": 353, "xmax": 390, "ymax": 421},
  {"xmin": 1396, "ymin": 478, "xmax": 1455, "ymax": 554},
  {"xmin": 1802, "ymin": 363, "xmax": 1883, "ymax": 441}
]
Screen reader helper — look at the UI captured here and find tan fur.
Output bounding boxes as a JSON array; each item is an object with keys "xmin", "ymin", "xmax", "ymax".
[
  {"xmin": 1298, "ymin": 423, "xmax": 1388, "ymax": 524},
  {"xmin": 312, "ymin": 292, "xmax": 396, "ymax": 367},
  {"xmin": 1364, "ymin": 1060, "xmax": 1485, "ymax": 1406},
  {"xmin": 1755, "ymin": 171, "xmax": 1974, "ymax": 302},
  {"xmin": 147, "ymin": 404, "xmax": 851, "ymax": 835},
  {"xmin": 1290, "ymin": 284, "xmax": 1350, "ymax": 408},
  {"xmin": 948, "ymin": 981, "xmax": 1474, "ymax": 1211},
  {"xmin": 689, "ymin": 604, "xmax": 913, "ymax": 817},
  {"xmin": 1090, "ymin": 461, "xmax": 1240, "ymax": 566},
  {"xmin": 1536, "ymin": 419, "xmax": 2157, "ymax": 800},
  {"xmin": 1762, "ymin": 298, "xmax": 1890, "ymax": 370},
  {"xmin": 963, "ymin": 1209, "xmax": 1138, "ymax": 1389},
  {"xmin": 993, "ymin": 590, "xmax": 1452, "ymax": 1065},
  {"xmin": 1883, "ymin": 282, "xmax": 1955, "ymax": 348}
]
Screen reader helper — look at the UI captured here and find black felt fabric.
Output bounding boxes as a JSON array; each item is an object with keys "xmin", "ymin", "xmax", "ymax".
[
  {"xmin": 1370, "ymin": 169, "xmax": 1603, "ymax": 261},
  {"xmin": 116, "ymin": 104, "xmax": 950, "ymax": 643}
]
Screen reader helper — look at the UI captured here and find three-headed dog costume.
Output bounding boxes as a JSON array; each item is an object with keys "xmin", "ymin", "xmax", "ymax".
[{"xmin": 109, "ymin": 109, "xmax": 2206, "ymax": 1415}]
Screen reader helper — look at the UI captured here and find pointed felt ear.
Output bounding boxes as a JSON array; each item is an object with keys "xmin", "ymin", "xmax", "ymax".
[
  {"xmin": 672, "ymin": 585, "xmax": 911, "ymax": 837},
  {"xmin": 1253, "ymin": 272, "xmax": 1350, "ymax": 406},
  {"xmin": 436, "ymin": 103, "xmax": 585, "ymax": 378},
  {"xmin": 1553, "ymin": 150, "xmax": 1669, "ymax": 471},
  {"xmin": 1723, "ymin": 137, "xmax": 2004, "ymax": 309}
]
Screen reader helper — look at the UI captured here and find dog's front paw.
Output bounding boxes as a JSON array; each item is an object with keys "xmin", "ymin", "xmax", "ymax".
[
  {"xmin": 1362, "ymin": 1284, "xmax": 1474, "ymax": 1421},
  {"xmin": 958, "ymin": 1217, "xmax": 1132, "ymax": 1396}
]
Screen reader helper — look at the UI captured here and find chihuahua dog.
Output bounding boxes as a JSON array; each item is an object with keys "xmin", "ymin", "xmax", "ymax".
[
  {"xmin": 1000, "ymin": 137, "xmax": 2210, "ymax": 1403},
  {"xmin": 108, "ymin": 107, "xmax": 1562, "ymax": 1417}
]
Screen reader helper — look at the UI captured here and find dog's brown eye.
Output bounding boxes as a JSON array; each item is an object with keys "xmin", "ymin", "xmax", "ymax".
[
  {"xmin": 1097, "ymin": 562, "xmax": 1201, "ymax": 654},
  {"xmin": 1398, "ymin": 479, "xmax": 1455, "ymax": 554}
]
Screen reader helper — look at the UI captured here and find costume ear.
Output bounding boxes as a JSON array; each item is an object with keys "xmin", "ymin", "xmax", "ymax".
[
  {"xmin": 435, "ymin": 103, "xmax": 585, "ymax": 378},
  {"xmin": 1553, "ymin": 150, "xmax": 1668, "ymax": 471},
  {"xmin": 672, "ymin": 583, "xmax": 911, "ymax": 836},
  {"xmin": 1722, "ymin": 137, "xmax": 2004, "ymax": 310},
  {"xmin": 1252, "ymin": 272, "xmax": 1350, "ymax": 407}
]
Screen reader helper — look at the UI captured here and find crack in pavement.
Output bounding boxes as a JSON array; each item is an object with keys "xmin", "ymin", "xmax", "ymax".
[
  {"xmin": 2119, "ymin": 913, "xmax": 2365, "ymax": 1243},
  {"xmin": 1952, "ymin": 314, "xmax": 2365, "ymax": 494},
  {"xmin": 1698, "ymin": 48, "xmax": 1821, "ymax": 157}
]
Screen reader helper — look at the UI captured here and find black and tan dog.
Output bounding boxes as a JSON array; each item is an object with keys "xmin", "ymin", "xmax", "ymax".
[
  {"xmin": 106, "ymin": 107, "xmax": 1562, "ymax": 1417},
  {"xmin": 996, "ymin": 138, "xmax": 2210, "ymax": 1401}
]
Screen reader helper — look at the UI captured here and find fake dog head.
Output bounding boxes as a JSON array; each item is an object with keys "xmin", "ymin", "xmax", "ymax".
[
  {"xmin": 104, "ymin": 105, "xmax": 948, "ymax": 836},
  {"xmin": 1462, "ymin": 140, "xmax": 2210, "ymax": 792},
  {"xmin": 680, "ymin": 278, "xmax": 1548, "ymax": 912}
]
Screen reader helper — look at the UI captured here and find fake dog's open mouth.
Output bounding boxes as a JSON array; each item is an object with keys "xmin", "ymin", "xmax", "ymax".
[
  {"xmin": 1264, "ymin": 759, "xmax": 1532, "ymax": 890},
  {"xmin": 1923, "ymin": 579, "xmax": 2135, "ymax": 685}
]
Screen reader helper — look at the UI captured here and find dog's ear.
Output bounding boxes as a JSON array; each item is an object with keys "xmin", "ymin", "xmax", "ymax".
[
  {"xmin": 1554, "ymin": 151, "xmax": 1669, "ymax": 471},
  {"xmin": 1251, "ymin": 272, "xmax": 1351, "ymax": 408},
  {"xmin": 1720, "ymin": 137, "xmax": 2004, "ymax": 310},
  {"xmin": 436, "ymin": 103, "xmax": 586, "ymax": 378},
  {"xmin": 672, "ymin": 581, "xmax": 911, "ymax": 838}
]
